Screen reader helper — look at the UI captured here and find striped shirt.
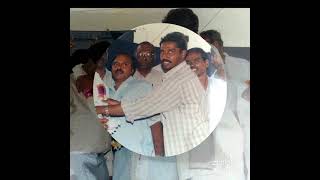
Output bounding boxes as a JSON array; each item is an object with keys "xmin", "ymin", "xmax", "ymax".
[{"xmin": 121, "ymin": 61, "xmax": 209, "ymax": 156}]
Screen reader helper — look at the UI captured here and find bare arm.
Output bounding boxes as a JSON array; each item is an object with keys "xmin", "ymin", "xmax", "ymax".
[
  {"xmin": 95, "ymin": 99, "xmax": 124, "ymax": 116},
  {"xmin": 150, "ymin": 121, "xmax": 165, "ymax": 156}
]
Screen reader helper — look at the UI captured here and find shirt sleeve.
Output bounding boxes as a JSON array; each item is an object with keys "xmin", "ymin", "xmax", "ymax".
[
  {"xmin": 147, "ymin": 114, "xmax": 162, "ymax": 127},
  {"xmin": 121, "ymin": 79, "xmax": 182, "ymax": 122}
]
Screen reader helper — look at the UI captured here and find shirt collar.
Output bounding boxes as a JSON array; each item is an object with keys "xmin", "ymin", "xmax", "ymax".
[
  {"xmin": 110, "ymin": 76, "xmax": 134, "ymax": 92},
  {"xmin": 133, "ymin": 69, "xmax": 145, "ymax": 79},
  {"xmin": 163, "ymin": 61, "xmax": 188, "ymax": 80}
]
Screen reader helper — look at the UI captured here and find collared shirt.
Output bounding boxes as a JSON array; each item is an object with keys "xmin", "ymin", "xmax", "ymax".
[
  {"xmin": 153, "ymin": 63, "xmax": 164, "ymax": 74},
  {"xmin": 101, "ymin": 68, "xmax": 113, "ymax": 88},
  {"xmin": 133, "ymin": 68, "xmax": 163, "ymax": 88},
  {"xmin": 110, "ymin": 76, "xmax": 179, "ymax": 180},
  {"xmin": 108, "ymin": 76, "xmax": 155, "ymax": 156},
  {"xmin": 121, "ymin": 61, "xmax": 209, "ymax": 156},
  {"xmin": 70, "ymin": 73, "xmax": 111, "ymax": 153}
]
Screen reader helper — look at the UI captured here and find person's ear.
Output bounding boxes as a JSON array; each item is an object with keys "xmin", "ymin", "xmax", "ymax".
[
  {"xmin": 181, "ymin": 50, "xmax": 187, "ymax": 60},
  {"xmin": 130, "ymin": 65, "xmax": 135, "ymax": 75},
  {"xmin": 213, "ymin": 41, "xmax": 220, "ymax": 49},
  {"xmin": 205, "ymin": 59, "xmax": 209, "ymax": 68}
]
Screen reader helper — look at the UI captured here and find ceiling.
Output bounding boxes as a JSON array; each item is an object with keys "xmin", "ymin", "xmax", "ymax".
[{"xmin": 70, "ymin": 8, "xmax": 250, "ymax": 47}]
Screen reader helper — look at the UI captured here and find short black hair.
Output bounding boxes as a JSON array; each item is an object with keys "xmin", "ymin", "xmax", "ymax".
[
  {"xmin": 162, "ymin": 8, "xmax": 199, "ymax": 33},
  {"xmin": 187, "ymin": 48, "xmax": 209, "ymax": 61},
  {"xmin": 71, "ymin": 49, "xmax": 90, "ymax": 64},
  {"xmin": 88, "ymin": 41, "xmax": 111, "ymax": 64},
  {"xmin": 70, "ymin": 49, "xmax": 90, "ymax": 74},
  {"xmin": 160, "ymin": 32, "xmax": 188, "ymax": 50},
  {"xmin": 138, "ymin": 41, "xmax": 154, "ymax": 48},
  {"xmin": 111, "ymin": 52, "xmax": 137, "ymax": 74},
  {"xmin": 200, "ymin": 30, "xmax": 224, "ymax": 47},
  {"xmin": 135, "ymin": 41, "xmax": 155, "ymax": 57}
]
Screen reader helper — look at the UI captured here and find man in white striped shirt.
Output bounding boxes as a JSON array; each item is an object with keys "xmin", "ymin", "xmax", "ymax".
[{"xmin": 96, "ymin": 32, "xmax": 209, "ymax": 156}]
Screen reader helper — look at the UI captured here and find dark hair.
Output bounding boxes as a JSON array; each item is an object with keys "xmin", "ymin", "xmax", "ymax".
[
  {"xmin": 138, "ymin": 41, "xmax": 154, "ymax": 48},
  {"xmin": 135, "ymin": 41, "xmax": 156, "ymax": 66},
  {"xmin": 187, "ymin": 48, "xmax": 209, "ymax": 61},
  {"xmin": 88, "ymin": 41, "xmax": 111, "ymax": 64},
  {"xmin": 111, "ymin": 52, "xmax": 137, "ymax": 75},
  {"xmin": 135, "ymin": 41, "xmax": 155, "ymax": 57},
  {"xmin": 160, "ymin": 32, "xmax": 188, "ymax": 50},
  {"xmin": 200, "ymin": 30, "xmax": 224, "ymax": 47},
  {"xmin": 162, "ymin": 8, "xmax": 199, "ymax": 33},
  {"xmin": 71, "ymin": 49, "xmax": 90, "ymax": 64}
]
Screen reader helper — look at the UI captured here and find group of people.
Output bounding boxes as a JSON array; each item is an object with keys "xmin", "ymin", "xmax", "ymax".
[{"xmin": 70, "ymin": 8, "xmax": 250, "ymax": 180}]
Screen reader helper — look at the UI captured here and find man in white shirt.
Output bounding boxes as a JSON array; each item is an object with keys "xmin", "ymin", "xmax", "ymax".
[
  {"xmin": 133, "ymin": 41, "xmax": 163, "ymax": 87},
  {"xmin": 200, "ymin": 29, "xmax": 250, "ymax": 83},
  {"xmin": 98, "ymin": 53, "xmax": 178, "ymax": 180},
  {"xmin": 178, "ymin": 47, "xmax": 247, "ymax": 180},
  {"xmin": 201, "ymin": 30, "xmax": 250, "ymax": 180},
  {"xmin": 133, "ymin": 41, "xmax": 165, "ymax": 156}
]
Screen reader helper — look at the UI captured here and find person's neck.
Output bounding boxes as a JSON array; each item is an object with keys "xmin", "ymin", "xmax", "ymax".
[
  {"xmin": 114, "ymin": 79, "xmax": 126, "ymax": 90},
  {"xmin": 96, "ymin": 67, "xmax": 106, "ymax": 79},
  {"xmin": 198, "ymin": 74, "xmax": 208, "ymax": 90},
  {"xmin": 114, "ymin": 81, "xmax": 122, "ymax": 90},
  {"xmin": 137, "ymin": 67, "xmax": 152, "ymax": 77},
  {"xmin": 81, "ymin": 65, "xmax": 93, "ymax": 79}
]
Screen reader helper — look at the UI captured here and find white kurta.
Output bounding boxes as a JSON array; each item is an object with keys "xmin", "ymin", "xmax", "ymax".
[
  {"xmin": 236, "ymin": 82, "xmax": 250, "ymax": 180},
  {"xmin": 176, "ymin": 80, "xmax": 247, "ymax": 180},
  {"xmin": 224, "ymin": 53, "xmax": 250, "ymax": 83}
]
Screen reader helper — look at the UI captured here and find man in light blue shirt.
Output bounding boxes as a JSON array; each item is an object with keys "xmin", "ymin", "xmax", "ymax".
[{"xmin": 100, "ymin": 52, "xmax": 177, "ymax": 180}]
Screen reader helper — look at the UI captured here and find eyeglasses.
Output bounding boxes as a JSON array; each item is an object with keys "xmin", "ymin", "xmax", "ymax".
[
  {"xmin": 137, "ymin": 52, "xmax": 154, "ymax": 57},
  {"xmin": 186, "ymin": 58, "xmax": 204, "ymax": 66}
]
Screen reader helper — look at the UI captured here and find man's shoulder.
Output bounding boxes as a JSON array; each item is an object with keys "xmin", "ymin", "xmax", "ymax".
[
  {"xmin": 151, "ymin": 68, "xmax": 163, "ymax": 75},
  {"xmin": 122, "ymin": 78, "xmax": 153, "ymax": 98},
  {"xmin": 226, "ymin": 54, "xmax": 250, "ymax": 64},
  {"xmin": 70, "ymin": 73, "xmax": 74, "ymax": 81},
  {"xmin": 70, "ymin": 74, "xmax": 77, "ymax": 88},
  {"xmin": 153, "ymin": 64, "xmax": 163, "ymax": 72},
  {"xmin": 127, "ymin": 78, "xmax": 152, "ymax": 89}
]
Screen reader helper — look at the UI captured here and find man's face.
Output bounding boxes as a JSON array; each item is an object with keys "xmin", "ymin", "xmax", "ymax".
[
  {"xmin": 136, "ymin": 44, "xmax": 154, "ymax": 69},
  {"xmin": 111, "ymin": 54, "xmax": 134, "ymax": 82},
  {"xmin": 202, "ymin": 36, "xmax": 211, "ymax": 45},
  {"xmin": 84, "ymin": 59, "xmax": 97, "ymax": 77},
  {"xmin": 160, "ymin": 41, "xmax": 186, "ymax": 73},
  {"xmin": 185, "ymin": 52, "xmax": 208, "ymax": 77},
  {"xmin": 201, "ymin": 36, "xmax": 223, "ymax": 53}
]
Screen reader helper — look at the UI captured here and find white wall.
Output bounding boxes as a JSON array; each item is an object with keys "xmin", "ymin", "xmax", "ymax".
[
  {"xmin": 133, "ymin": 23, "xmax": 211, "ymax": 52},
  {"xmin": 70, "ymin": 8, "xmax": 250, "ymax": 47}
]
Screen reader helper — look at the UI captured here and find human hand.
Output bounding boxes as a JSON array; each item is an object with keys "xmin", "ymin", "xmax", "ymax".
[
  {"xmin": 99, "ymin": 118, "xmax": 109, "ymax": 129},
  {"xmin": 96, "ymin": 106, "xmax": 108, "ymax": 115},
  {"xmin": 102, "ymin": 98, "xmax": 120, "ymax": 105}
]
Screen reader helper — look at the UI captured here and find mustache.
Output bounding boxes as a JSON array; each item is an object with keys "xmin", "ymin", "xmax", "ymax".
[
  {"xmin": 161, "ymin": 59, "xmax": 172, "ymax": 63},
  {"xmin": 115, "ymin": 69, "xmax": 124, "ymax": 74}
]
